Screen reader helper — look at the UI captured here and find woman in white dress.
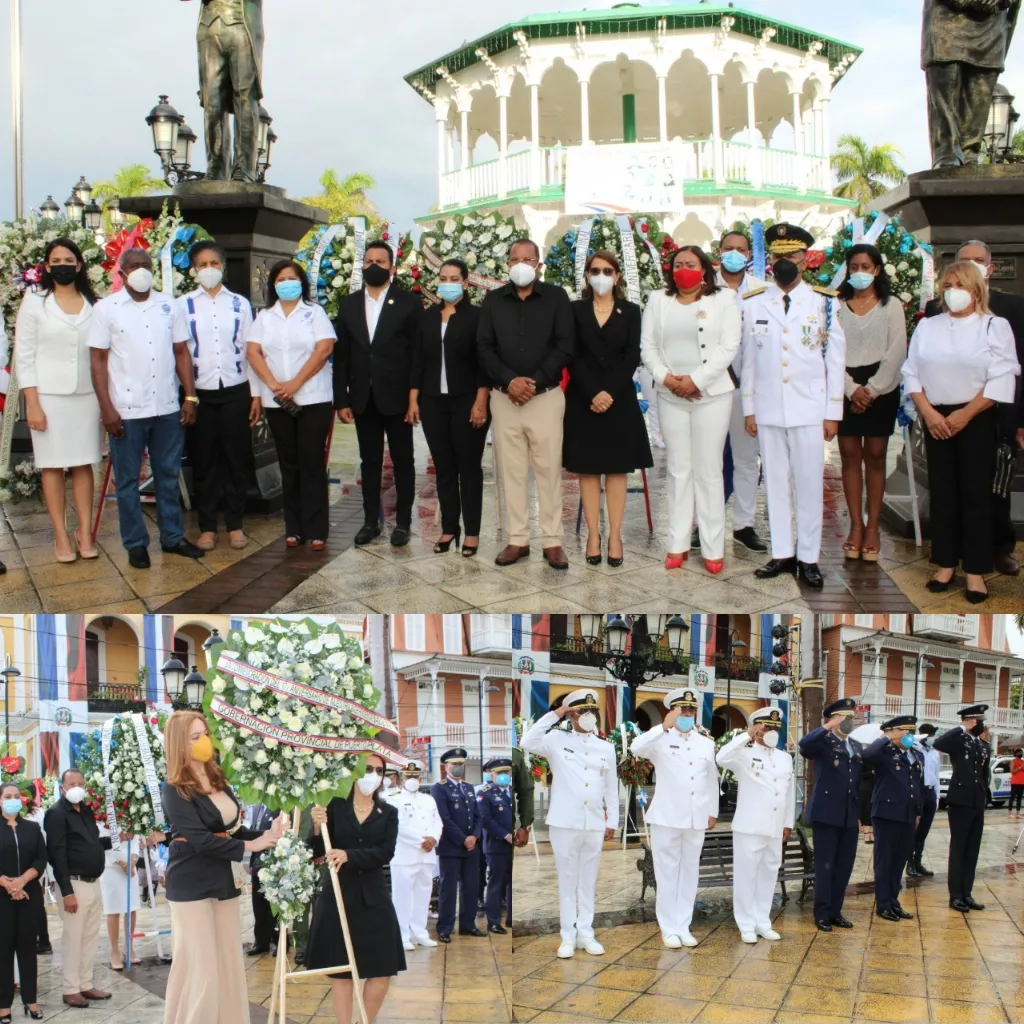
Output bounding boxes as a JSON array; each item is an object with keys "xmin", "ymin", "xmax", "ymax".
[
  {"xmin": 14, "ymin": 239, "xmax": 102, "ymax": 563},
  {"xmin": 98, "ymin": 826, "xmax": 143, "ymax": 970}
]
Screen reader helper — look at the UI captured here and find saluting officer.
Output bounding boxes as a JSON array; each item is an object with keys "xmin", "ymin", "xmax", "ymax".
[
  {"xmin": 430, "ymin": 748, "xmax": 485, "ymax": 942},
  {"xmin": 798, "ymin": 697, "xmax": 862, "ymax": 931},
  {"xmin": 520, "ymin": 689, "xmax": 618, "ymax": 959},
  {"xmin": 630, "ymin": 688, "xmax": 719, "ymax": 949},
  {"xmin": 385, "ymin": 760, "xmax": 442, "ymax": 950},
  {"xmin": 934, "ymin": 704, "xmax": 990, "ymax": 912},
  {"xmin": 716, "ymin": 707, "xmax": 795, "ymax": 944},
  {"xmin": 740, "ymin": 222, "xmax": 846, "ymax": 589},
  {"xmin": 477, "ymin": 757, "xmax": 514, "ymax": 934},
  {"xmin": 862, "ymin": 715, "xmax": 924, "ymax": 922}
]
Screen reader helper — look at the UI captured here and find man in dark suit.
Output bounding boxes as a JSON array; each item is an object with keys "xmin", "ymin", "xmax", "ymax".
[
  {"xmin": 798, "ymin": 697, "xmax": 862, "ymax": 931},
  {"xmin": 934, "ymin": 704, "xmax": 991, "ymax": 912},
  {"xmin": 477, "ymin": 757, "xmax": 515, "ymax": 934},
  {"xmin": 246, "ymin": 802, "xmax": 279, "ymax": 955},
  {"xmin": 924, "ymin": 240, "xmax": 1024, "ymax": 575},
  {"xmin": 333, "ymin": 240, "xmax": 422, "ymax": 547}
]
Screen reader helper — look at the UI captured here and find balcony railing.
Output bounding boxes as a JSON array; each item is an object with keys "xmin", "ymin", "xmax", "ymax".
[
  {"xmin": 470, "ymin": 616, "xmax": 513, "ymax": 655},
  {"xmin": 911, "ymin": 615, "xmax": 980, "ymax": 643},
  {"xmin": 87, "ymin": 684, "xmax": 147, "ymax": 715},
  {"xmin": 717, "ymin": 654, "xmax": 768, "ymax": 683},
  {"xmin": 404, "ymin": 723, "xmax": 514, "ymax": 755},
  {"xmin": 878, "ymin": 694, "xmax": 1022, "ymax": 732}
]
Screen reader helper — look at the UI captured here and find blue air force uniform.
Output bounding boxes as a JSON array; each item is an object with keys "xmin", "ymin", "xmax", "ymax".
[
  {"xmin": 798, "ymin": 698, "xmax": 862, "ymax": 930},
  {"xmin": 477, "ymin": 758, "xmax": 515, "ymax": 932},
  {"xmin": 430, "ymin": 748, "xmax": 484, "ymax": 939},
  {"xmin": 862, "ymin": 716, "xmax": 924, "ymax": 919}
]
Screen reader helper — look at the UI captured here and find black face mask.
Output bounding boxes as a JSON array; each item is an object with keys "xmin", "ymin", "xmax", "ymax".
[
  {"xmin": 970, "ymin": 722, "xmax": 986, "ymax": 737},
  {"xmin": 772, "ymin": 258, "xmax": 801, "ymax": 287},
  {"xmin": 363, "ymin": 264, "xmax": 391, "ymax": 288},
  {"xmin": 49, "ymin": 265, "xmax": 79, "ymax": 286},
  {"xmin": 838, "ymin": 717, "xmax": 853, "ymax": 735}
]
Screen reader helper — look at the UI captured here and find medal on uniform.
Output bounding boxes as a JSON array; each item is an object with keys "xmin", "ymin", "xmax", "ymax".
[{"xmin": 834, "ymin": 759, "xmax": 839, "ymax": 767}]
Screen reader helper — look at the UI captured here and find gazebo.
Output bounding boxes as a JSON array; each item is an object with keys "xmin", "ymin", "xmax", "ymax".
[{"xmin": 405, "ymin": 2, "xmax": 862, "ymax": 247}]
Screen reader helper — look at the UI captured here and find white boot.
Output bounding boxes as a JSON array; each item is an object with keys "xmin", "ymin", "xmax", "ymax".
[
  {"xmin": 740, "ymin": 931, "xmax": 758, "ymax": 944},
  {"xmin": 412, "ymin": 934, "xmax": 437, "ymax": 948},
  {"xmin": 403, "ymin": 940, "xmax": 415, "ymax": 951},
  {"xmin": 679, "ymin": 930, "xmax": 698, "ymax": 947},
  {"xmin": 755, "ymin": 925, "xmax": 781, "ymax": 941},
  {"xmin": 577, "ymin": 937, "xmax": 605, "ymax": 955},
  {"xmin": 556, "ymin": 942, "xmax": 575, "ymax": 959},
  {"xmin": 662, "ymin": 934, "xmax": 682, "ymax": 949}
]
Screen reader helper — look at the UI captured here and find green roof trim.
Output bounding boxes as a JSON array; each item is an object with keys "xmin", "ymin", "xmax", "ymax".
[{"xmin": 404, "ymin": 3, "xmax": 862, "ymax": 98}]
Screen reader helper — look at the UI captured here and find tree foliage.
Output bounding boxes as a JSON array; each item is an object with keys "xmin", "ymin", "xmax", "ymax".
[
  {"xmin": 831, "ymin": 135, "xmax": 906, "ymax": 215},
  {"xmin": 301, "ymin": 169, "xmax": 378, "ymax": 226}
]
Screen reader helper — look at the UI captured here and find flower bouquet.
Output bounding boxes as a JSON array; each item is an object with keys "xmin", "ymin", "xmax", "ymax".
[
  {"xmin": 256, "ymin": 830, "xmax": 318, "ymax": 925},
  {"xmin": 0, "ymin": 459, "xmax": 42, "ymax": 503},
  {"xmin": 609, "ymin": 720, "xmax": 653, "ymax": 787},
  {"xmin": 512, "ymin": 717, "xmax": 550, "ymax": 783}
]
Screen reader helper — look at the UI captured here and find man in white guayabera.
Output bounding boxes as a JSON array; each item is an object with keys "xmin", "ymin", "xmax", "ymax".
[{"xmin": 519, "ymin": 688, "xmax": 617, "ymax": 959}]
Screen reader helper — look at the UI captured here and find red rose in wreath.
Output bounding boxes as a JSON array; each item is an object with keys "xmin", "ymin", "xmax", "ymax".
[
  {"xmin": 1, "ymin": 756, "xmax": 24, "ymax": 776},
  {"xmin": 805, "ymin": 250, "xmax": 825, "ymax": 270}
]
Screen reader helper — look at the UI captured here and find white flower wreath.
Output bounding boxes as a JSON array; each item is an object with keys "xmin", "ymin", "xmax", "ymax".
[{"xmin": 256, "ymin": 830, "xmax": 318, "ymax": 924}]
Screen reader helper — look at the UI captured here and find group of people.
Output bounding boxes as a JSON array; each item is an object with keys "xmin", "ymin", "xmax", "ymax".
[{"xmin": 520, "ymin": 687, "xmax": 998, "ymax": 957}]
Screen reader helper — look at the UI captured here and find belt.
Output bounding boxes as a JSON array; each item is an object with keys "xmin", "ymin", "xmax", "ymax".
[{"xmin": 69, "ymin": 875, "xmax": 99, "ymax": 883}]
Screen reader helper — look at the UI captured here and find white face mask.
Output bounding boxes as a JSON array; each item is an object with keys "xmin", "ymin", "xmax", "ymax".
[
  {"xmin": 403, "ymin": 778, "xmax": 420, "ymax": 793},
  {"xmin": 509, "ymin": 263, "xmax": 537, "ymax": 288},
  {"xmin": 576, "ymin": 711, "xmax": 598, "ymax": 733},
  {"xmin": 944, "ymin": 287, "xmax": 973, "ymax": 314},
  {"xmin": 357, "ymin": 773, "xmax": 382, "ymax": 796},
  {"xmin": 382, "ymin": 777, "xmax": 392, "ymax": 790},
  {"xmin": 125, "ymin": 267, "xmax": 154, "ymax": 293},
  {"xmin": 971, "ymin": 260, "xmax": 990, "ymax": 279},
  {"xmin": 589, "ymin": 273, "xmax": 615, "ymax": 296},
  {"xmin": 762, "ymin": 730, "xmax": 780, "ymax": 748},
  {"xmin": 197, "ymin": 267, "xmax": 224, "ymax": 291},
  {"xmin": 63, "ymin": 786, "xmax": 86, "ymax": 804}
]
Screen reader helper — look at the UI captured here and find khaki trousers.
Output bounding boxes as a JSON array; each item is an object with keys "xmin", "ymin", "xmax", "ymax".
[
  {"xmin": 491, "ymin": 387, "xmax": 565, "ymax": 547},
  {"xmin": 57, "ymin": 878, "xmax": 102, "ymax": 995}
]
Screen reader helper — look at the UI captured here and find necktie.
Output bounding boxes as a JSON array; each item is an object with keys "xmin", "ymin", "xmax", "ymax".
[{"xmin": 783, "ymin": 294, "xmax": 791, "ymax": 315}]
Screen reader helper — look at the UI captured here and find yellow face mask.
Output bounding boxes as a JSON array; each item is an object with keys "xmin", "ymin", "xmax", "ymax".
[{"xmin": 191, "ymin": 735, "xmax": 215, "ymax": 763}]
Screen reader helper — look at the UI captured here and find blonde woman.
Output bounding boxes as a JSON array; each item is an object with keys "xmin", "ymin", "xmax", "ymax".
[
  {"xmin": 903, "ymin": 260, "xmax": 1019, "ymax": 603},
  {"xmin": 160, "ymin": 711, "xmax": 284, "ymax": 1024}
]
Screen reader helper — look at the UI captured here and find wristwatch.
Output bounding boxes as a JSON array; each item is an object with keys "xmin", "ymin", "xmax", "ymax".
[{"xmin": 184, "ymin": 395, "xmax": 200, "ymax": 406}]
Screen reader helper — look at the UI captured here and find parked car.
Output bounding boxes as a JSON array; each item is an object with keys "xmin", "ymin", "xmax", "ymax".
[{"xmin": 938, "ymin": 753, "xmax": 1012, "ymax": 808}]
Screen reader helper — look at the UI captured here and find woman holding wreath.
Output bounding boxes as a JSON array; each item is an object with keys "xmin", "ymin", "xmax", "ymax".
[{"xmin": 160, "ymin": 711, "xmax": 285, "ymax": 1024}]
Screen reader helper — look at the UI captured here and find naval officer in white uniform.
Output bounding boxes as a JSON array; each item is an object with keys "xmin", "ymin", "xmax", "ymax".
[
  {"xmin": 740, "ymin": 223, "xmax": 846, "ymax": 589},
  {"xmin": 716, "ymin": 706, "xmax": 796, "ymax": 943},
  {"xmin": 519, "ymin": 689, "xmax": 618, "ymax": 959},
  {"xmin": 630, "ymin": 688, "xmax": 719, "ymax": 949},
  {"xmin": 384, "ymin": 759, "xmax": 443, "ymax": 950}
]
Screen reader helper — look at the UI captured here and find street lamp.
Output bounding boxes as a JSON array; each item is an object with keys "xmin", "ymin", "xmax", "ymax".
[
  {"xmin": 985, "ymin": 83, "xmax": 1020, "ymax": 164},
  {"xmin": 161, "ymin": 654, "xmax": 187, "ymax": 709},
  {"xmin": 1, "ymin": 657, "xmax": 20, "ymax": 752},
  {"xmin": 202, "ymin": 629, "xmax": 222, "ymax": 652},
  {"xmin": 106, "ymin": 197, "xmax": 125, "ymax": 229},
  {"xmin": 39, "ymin": 195, "xmax": 60, "ymax": 220},
  {"xmin": 182, "ymin": 666, "xmax": 207, "ymax": 710},
  {"xmin": 147, "ymin": 95, "xmax": 182, "ymax": 178},
  {"xmin": 256, "ymin": 106, "xmax": 276, "ymax": 184},
  {"xmin": 716, "ymin": 635, "xmax": 747, "ymax": 732},
  {"xmin": 63, "ymin": 188, "xmax": 84, "ymax": 224}
]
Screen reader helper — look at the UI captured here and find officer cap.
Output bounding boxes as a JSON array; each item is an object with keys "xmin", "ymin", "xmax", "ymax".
[
  {"xmin": 824, "ymin": 697, "xmax": 856, "ymax": 719},
  {"xmin": 664, "ymin": 688, "xmax": 699, "ymax": 710},
  {"xmin": 766, "ymin": 222, "xmax": 814, "ymax": 255},
  {"xmin": 565, "ymin": 688, "xmax": 600, "ymax": 711},
  {"xmin": 403, "ymin": 760, "xmax": 423, "ymax": 774},
  {"xmin": 440, "ymin": 748, "xmax": 468, "ymax": 764},
  {"xmin": 485, "ymin": 757, "xmax": 512, "ymax": 773},
  {"xmin": 958, "ymin": 704, "xmax": 988, "ymax": 719},
  {"xmin": 751, "ymin": 707, "xmax": 783, "ymax": 728},
  {"xmin": 881, "ymin": 715, "xmax": 917, "ymax": 731}
]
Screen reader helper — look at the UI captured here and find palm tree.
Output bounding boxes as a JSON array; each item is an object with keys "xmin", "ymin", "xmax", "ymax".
[
  {"xmin": 831, "ymin": 135, "xmax": 906, "ymax": 214},
  {"xmin": 92, "ymin": 163, "xmax": 165, "ymax": 232},
  {"xmin": 301, "ymin": 170, "xmax": 378, "ymax": 225}
]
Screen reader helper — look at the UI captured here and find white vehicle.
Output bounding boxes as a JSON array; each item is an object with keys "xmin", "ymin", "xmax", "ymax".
[{"xmin": 938, "ymin": 753, "xmax": 1013, "ymax": 808}]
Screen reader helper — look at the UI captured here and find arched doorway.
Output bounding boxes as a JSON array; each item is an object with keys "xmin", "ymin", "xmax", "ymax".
[
  {"xmin": 710, "ymin": 704, "xmax": 747, "ymax": 739},
  {"xmin": 173, "ymin": 622, "xmax": 215, "ymax": 676},
  {"xmin": 635, "ymin": 699, "xmax": 665, "ymax": 733}
]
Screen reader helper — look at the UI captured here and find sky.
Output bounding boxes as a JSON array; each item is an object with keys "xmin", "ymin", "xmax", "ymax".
[{"xmin": 0, "ymin": 0, "xmax": 1022, "ymax": 230}]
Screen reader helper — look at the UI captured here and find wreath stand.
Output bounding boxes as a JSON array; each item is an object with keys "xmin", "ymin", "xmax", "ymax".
[{"xmin": 266, "ymin": 809, "xmax": 368, "ymax": 1024}]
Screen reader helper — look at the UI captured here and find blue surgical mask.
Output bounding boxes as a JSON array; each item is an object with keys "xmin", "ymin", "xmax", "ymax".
[
  {"xmin": 848, "ymin": 271, "xmax": 876, "ymax": 291},
  {"xmin": 720, "ymin": 250, "xmax": 748, "ymax": 274},
  {"xmin": 900, "ymin": 733, "xmax": 916, "ymax": 749},
  {"xmin": 496, "ymin": 772, "xmax": 511, "ymax": 787},
  {"xmin": 676, "ymin": 716, "xmax": 695, "ymax": 732},
  {"xmin": 437, "ymin": 282, "xmax": 464, "ymax": 303},
  {"xmin": 275, "ymin": 279, "xmax": 303, "ymax": 302},
  {"xmin": 1, "ymin": 798, "xmax": 22, "ymax": 817}
]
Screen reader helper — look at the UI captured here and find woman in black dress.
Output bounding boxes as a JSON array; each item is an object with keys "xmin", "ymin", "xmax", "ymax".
[
  {"xmin": 563, "ymin": 250, "xmax": 653, "ymax": 567},
  {"xmin": 308, "ymin": 754, "xmax": 405, "ymax": 1024},
  {"xmin": 409, "ymin": 259, "xmax": 490, "ymax": 557}
]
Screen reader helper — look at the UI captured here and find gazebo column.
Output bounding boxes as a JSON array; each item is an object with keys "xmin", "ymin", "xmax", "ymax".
[
  {"xmin": 459, "ymin": 105, "xmax": 471, "ymax": 204},
  {"xmin": 709, "ymin": 72, "xmax": 724, "ymax": 187},
  {"xmin": 498, "ymin": 91, "xmax": 509, "ymax": 197},
  {"xmin": 530, "ymin": 82, "xmax": 541, "ymax": 190},
  {"xmin": 744, "ymin": 77, "xmax": 763, "ymax": 189},
  {"xmin": 820, "ymin": 95, "xmax": 832, "ymax": 191},
  {"xmin": 580, "ymin": 78, "xmax": 590, "ymax": 144},
  {"xmin": 657, "ymin": 75, "xmax": 668, "ymax": 143},
  {"xmin": 790, "ymin": 87, "xmax": 807, "ymax": 192}
]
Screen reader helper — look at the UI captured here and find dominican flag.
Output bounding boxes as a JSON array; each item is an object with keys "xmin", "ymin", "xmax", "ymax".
[
  {"xmin": 36, "ymin": 615, "xmax": 90, "ymax": 776},
  {"xmin": 512, "ymin": 615, "xmax": 551, "ymax": 721}
]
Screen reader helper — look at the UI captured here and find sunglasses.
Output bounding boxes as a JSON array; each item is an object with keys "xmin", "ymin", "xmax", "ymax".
[
  {"xmin": 589, "ymin": 267, "xmax": 615, "ymax": 277},
  {"xmin": 365, "ymin": 766, "xmax": 385, "ymax": 776}
]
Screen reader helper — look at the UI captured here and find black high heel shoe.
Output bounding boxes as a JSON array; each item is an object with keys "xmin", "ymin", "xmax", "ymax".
[
  {"xmin": 25, "ymin": 1007, "xmax": 44, "ymax": 1020},
  {"xmin": 585, "ymin": 535, "xmax": 603, "ymax": 566},
  {"xmin": 926, "ymin": 572, "xmax": 956, "ymax": 593},
  {"xmin": 461, "ymin": 542, "xmax": 478, "ymax": 558},
  {"xmin": 434, "ymin": 529, "xmax": 461, "ymax": 554},
  {"xmin": 607, "ymin": 537, "xmax": 624, "ymax": 568}
]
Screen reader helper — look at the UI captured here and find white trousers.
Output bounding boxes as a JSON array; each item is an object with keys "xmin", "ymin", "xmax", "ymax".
[
  {"xmin": 650, "ymin": 824, "xmax": 706, "ymax": 938},
  {"xmin": 728, "ymin": 390, "xmax": 761, "ymax": 530},
  {"xmin": 659, "ymin": 392, "xmax": 732, "ymax": 557},
  {"xmin": 57, "ymin": 878, "xmax": 102, "ymax": 995},
  {"xmin": 548, "ymin": 825, "xmax": 604, "ymax": 946},
  {"xmin": 732, "ymin": 832, "xmax": 783, "ymax": 934},
  {"xmin": 638, "ymin": 370, "xmax": 662, "ymax": 443},
  {"xmin": 390, "ymin": 859, "xmax": 435, "ymax": 944},
  {"xmin": 758, "ymin": 423, "xmax": 825, "ymax": 562}
]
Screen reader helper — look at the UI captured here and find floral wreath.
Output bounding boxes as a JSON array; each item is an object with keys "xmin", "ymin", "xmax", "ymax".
[
  {"xmin": 256, "ymin": 829, "xmax": 318, "ymax": 925},
  {"xmin": 512, "ymin": 717, "xmax": 551, "ymax": 781},
  {"xmin": 609, "ymin": 719, "xmax": 653, "ymax": 787}
]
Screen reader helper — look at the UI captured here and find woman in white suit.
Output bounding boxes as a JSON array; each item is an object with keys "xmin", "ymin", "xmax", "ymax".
[
  {"xmin": 642, "ymin": 246, "xmax": 741, "ymax": 573},
  {"xmin": 14, "ymin": 239, "xmax": 102, "ymax": 562}
]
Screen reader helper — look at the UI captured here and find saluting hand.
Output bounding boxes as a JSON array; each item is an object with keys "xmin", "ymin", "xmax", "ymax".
[{"xmin": 663, "ymin": 708, "xmax": 681, "ymax": 731}]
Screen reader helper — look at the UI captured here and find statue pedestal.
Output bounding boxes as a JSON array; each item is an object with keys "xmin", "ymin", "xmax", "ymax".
[
  {"xmin": 118, "ymin": 184, "xmax": 329, "ymax": 516},
  {"xmin": 872, "ymin": 166, "xmax": 1024, "ymax": 538}
]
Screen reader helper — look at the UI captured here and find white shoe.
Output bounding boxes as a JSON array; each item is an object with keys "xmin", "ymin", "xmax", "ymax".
[
  {"xmin": 403, "ymin": 940, "xmax": 415, "ymax": 951},
  {"xmin": 740, "ymin": 931, "xmax": 758, "ymax": 944},
  {"xmin": 577, "ymin": 938, "xmax": 605, "ymax": 955},
  {"xmin": 654, "ymin": 438, "xmax": 666, "ymax": 449},
  {"xmin": 557, "ymin": 942, "xmax": 575, "ymax": 959},
  {"xmin": 755, "ymin": 926, "xmax": 781, "ymax": 941},
  {"xmin": 413, "ymin": 936, "xmax": 437, "ymax": 947},
  {"xmin": 662, "ymin": 934, "xmax": 682, "ymax": 949},
  {"xmin": 679, "ymin": 930, "xmax": 698, "ymax": 947}
]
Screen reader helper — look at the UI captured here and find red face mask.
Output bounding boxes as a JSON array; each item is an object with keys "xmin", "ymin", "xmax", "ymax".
[{"xmin": 673, "ymin": 266, "xmax": 704, "ymax": 291}]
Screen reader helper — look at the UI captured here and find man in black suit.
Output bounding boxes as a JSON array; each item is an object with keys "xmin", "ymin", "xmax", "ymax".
[
  {"xmin": 933, "ymin": 704, "xmax": 990, "ymax": 912},
  {"xmin": 334, "ymin": 240, "xmax": 422, "ymax": 547},
  {"xmin": 247, "ymin": 803, "xmax": 279, "ymax": 955},
  {"xmin": 925, "ymin": 240, "xmax": 1024, "ymax": 575}
]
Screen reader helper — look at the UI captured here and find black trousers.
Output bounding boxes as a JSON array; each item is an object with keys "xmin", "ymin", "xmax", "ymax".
[
  {"xmin": 419, "ymin": 392, "xmax": 489, "ymax": 536},
  {"xmin": 1010, "ymin": 784, "xmax": 1024, "ymax": 812},
  {"xmin": 924, "ymin": 405, "xmax": 997, "ymax": 574},
  {"xmin": 36, "ymin": 883, "xmax": 49, "ymax": 946},
  {"xmin": 354, "ymin": 391, "xmax": 415, "ymax": 528},
  {"xmin": 437, "ymin": 854, "xmax": 479, "ymax": 935},
  {"xmin": 947, "ymin": 805, "xmax": 985, "ymax": 901},
  {"xmin": 811, "ymin": 823, "xmax": 858, "ymax": 923},
  {"xmin": 265, "ymin": 402, "xmax": 333, "ymax": 542},
  {"xmin": 0, "ymin": 887, "xmax": 39, "ymax": 1007},
  {"xmin": 188, "ymin": 382, "xmax": 252, "ymax": 533},
  {"xmin": 251, "ymin": 872, "xmax": 279, "ymax": 949},
  {"xmin": 871, "ymin": 817, "xmax": 915, "ymax": 912},
  {"xmin": 484, "ymin": 852, "xmax": 512, "ymax": 928},
  {"xmin": 477, "ymin": 845, "xmax": 487, "ymax": 904},
  {"xmin": 913, "ymin": 786, "xmax": 938, "ymax": 859}
]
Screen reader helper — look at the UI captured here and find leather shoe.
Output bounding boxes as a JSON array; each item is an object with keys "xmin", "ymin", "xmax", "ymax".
[
  {"xmin": 294, "ymin": 951, "xmax": 306, "ymax": 965},
  {"xmin": 459, "ymin": 927, "xmax": 486, "ymax": 937},
  {"xmin": 247, "ymin": 945, "xmax": 270, "ymax": 956},
  {"xmin": 733, "ymin": 526, "xmax": 768, "ymax": 552},
  {"xmin": 949, "ymin": 898, "xmax": 971, "ymax": 912},
  {"xmin": 81, "ymin": 989, "xmax": 112, "ymax": 1000},
  {"xmin": 390, "ymin": 527, "xmax": 411, "ymax": 547},
  {"xmin": 162, "ymin": 539, "xmax": 204, "ymax": 559},
  {"xmin": 905, "ymin": 863, "xmax": 920, "ymax": 877},
  {"xmin": 36, "ymin": 943, "xmax": 52, "ymax": 954},
  {"xmin": 815, "ymin": 920, "xmax": 833, "ymax": 932},
  {"xmin": 62, "ymin": 994, "xmax": 89, "ymax": 1008},
  {"xmin": 913, "ymin": 859, "xmax": 933, "ymax": 877},
  {"xmin": 893, "ymin": 905, "xmax": 914, "ymax": 920},
  {"xmin": 543, "ymin": 546, "xmax": 569, "ymax": 570},
  {"xmin": 754, "ymin": 556, "xmax": 797, "ymax": 579},
  {"xmin": 798, "ymin": 561, "xmax": 825, "ymax": 588},
  {"xmin": 488, "ymin": 924, "xmax": 508, "ymax": 934},
  {"xmin": 830, "ymin": 915, "xmax": 853, "ymax": 929},
  {"xmin": 354, "ymin": 523, "xmax": 382, "ymax": 546},
  {"xmin": 964, "ymin": 897, "xmax": 986, "ymax": 910},
  {"xmin": 495, "ymin": 544, "xmax": 529, "ymax": 566},
  {"xmin": 994, "ymin": 551, "xmax": 1020, "ymax": 576},
  {"xmin": 876, "ymin": 908, "xmax": 901, "ymax": 922},
  {"xmin": 128, "ymin": 546, "xmax": 151, "ymax": 570},
  {"xmin": 437, "ymin": 933, "xmax": 451, "ymax": 943}
]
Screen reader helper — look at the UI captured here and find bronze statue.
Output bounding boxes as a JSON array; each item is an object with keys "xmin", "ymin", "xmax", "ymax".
[
  {"xmin": 192, "ymin": 0, "xmax": 265, "ymax": 182},
  {"xmin": 922, "ymin": 0, "xmax": 1019, "ymax": 167}
]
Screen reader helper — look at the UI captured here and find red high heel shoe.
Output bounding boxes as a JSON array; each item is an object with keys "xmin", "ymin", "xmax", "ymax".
[
  {"xmin": 664, "ymin": 552, "xmax": 688, "ymax": 570},
  {"xmin": 705, "ymin": 559, "xmax": 724, "ymax": 575}
]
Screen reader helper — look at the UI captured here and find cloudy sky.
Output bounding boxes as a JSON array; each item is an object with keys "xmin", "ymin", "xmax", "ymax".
[{"xmin": 0, "ymin": 0, "xmax": 1021, "ymax": 229}]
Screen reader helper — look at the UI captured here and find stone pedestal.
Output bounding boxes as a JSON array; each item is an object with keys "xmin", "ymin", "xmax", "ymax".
[{"xmin": 874, "ymin": 166, "xmax": 1024, "ymax": 538}]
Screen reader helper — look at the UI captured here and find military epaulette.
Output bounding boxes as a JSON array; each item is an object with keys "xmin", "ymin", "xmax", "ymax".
[
  {"xmin": 477, "ymin": 784, "xmax": 492, "ymax": 793},
  {"xmin": 741, "ymin": 286, "xmax": 766, "ymax": 300},
  {"xmin": 812, "ymin": 285, "xmax": 839, "ymax": 298}
]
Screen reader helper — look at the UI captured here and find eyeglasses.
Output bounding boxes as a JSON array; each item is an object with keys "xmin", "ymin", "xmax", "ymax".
[
  {"xmin": 589, "ymin": 267, "xmax": 615, "ymax": 277},
  {"xmin": 508, "ymin": 256, "xmax": 538, "ymax": 266},
  {"xmin": 365, "ymin": 766, "xmax": 385, "ymax": 776}
]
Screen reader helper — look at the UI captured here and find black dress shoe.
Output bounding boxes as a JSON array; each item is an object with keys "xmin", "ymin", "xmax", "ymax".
[
  {"xmin": 0, "ymin": 560, "xmax": 6, "ymax": 575},
  {"xmin": 893, "ymin": 905, "xmax": 914, "ymax": 920},
  {"xmin": 830, "ymin": 916, "xmax": 853, "ymax": 929},
  {"xmin": 459, "ymin": 927, "xmax": 486, "ymax": 937},
  {"xmin": 754, "ymin": 556, "xmax": 797, "ymax": 579},
  {"xmin": 798, "ymin": 561, "xmax": 824, "ymax": 588},
  {"xmin": 390, "ymin": 527, "xmax": 411, "ymax": 547},
  {"xmin": 949, "ymin": 898, "xmax": 971, "ymax": 912},
  {"xmin": 913, "ymin": 859, "xmax": 934, "ymax": 877},
  {"xmin": 876, "ymin": 908, "xmax": 901, "ymax": 922},
  {"xmin": 964, "ymin": 897, "xmax": 986, "ymax": 910},
  {"xmin": 354, "ymin": 523, "xmax": 382, "ymax": 546},
  {"xmin": 247, "ymin": 945, "xmax": 270, "ymax": 956},
  {"xmin": 437, "ymin": 933, "xmax": 451, "ymax": 944},
  {"xmin": 35, "ymin": 943, "xmax": 52, "ymax": 954},
  {"xmin": 905, "ymin": 863, "xmax": 920, "ymax": 877},
  {"xmin": 294, "ymin": 951, "xmax": 305, "ymax": 965},
  {"xmin": 965, "ymin": 589, "xmax": 989, "ymax": 605},
  {"xmin": 269, "ymin": 942, "xmax": 278, "ymax": 957},
  {"xmin": 162, "ymin": 539, "xmax": 204, "ymax": 559},
  {"xmin": 488, "ymin": 924, "xmax": 508, "ymax": 935},
  {"xmin": 128, "ymin": 546, "xmax": 151, "ymax": 569},
  {"xmin": 815, "ymin": 920, "xmax": 833, "ymax": 932},
  {"xmin": 733, "ymin": 526, "xmax": 768, "ymax": 552},
  {"xmin": 994, "ymin": 551, "xmax": 1020, "ymax": 576}
]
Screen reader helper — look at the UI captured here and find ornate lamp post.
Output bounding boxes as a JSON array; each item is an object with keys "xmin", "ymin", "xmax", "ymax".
[
  {"xmin": 147, "ymin": 95, "xmax": 204, "ymax": 186},
  {"xmin": 256, "ymin": 106, "xmax": 277, "ymax": 184},
  {"xmin": 182, "ymin": 666, "xmax": 208, "ymax": 711},
  {"xmin": 161, "ymin": 654, "xmax": 187, "ymax": 710},
  {"xmin": 1, "ymin": 657, "xmax": 20, "ymax": 751},
  {"xmin": 985, "ymin": 84, "xmax": 1020, "ymax": 164}
]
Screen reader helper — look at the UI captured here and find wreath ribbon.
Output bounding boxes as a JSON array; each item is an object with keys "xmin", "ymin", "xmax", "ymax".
[
  {"xmin": 310, "ymin": 224, "xmax": 347, "ymax": 305},
  {"xmin": 101, "ymin": 718, "xmax": 123, "ymax": 852},
  {"xmin": 615, "ymin": 215, "xmax": 642, "ymax": 305},
  {"xmin": 419, "ymin": 240, "xmax": 506, "ymax": 291},
  {"xmin": 573, "ymin": 218, "xmax": 596, "ymax": 295},
  {"xmin": 350, "ymin": 218, "xmax": 367, "ymax": 293},
  {"xmin": 130, "ymin": 712, "xmax": 166, "ymax": 830}
]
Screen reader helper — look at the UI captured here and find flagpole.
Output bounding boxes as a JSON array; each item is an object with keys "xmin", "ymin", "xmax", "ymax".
[{"xmin": 10, "ymin": 0, "xmax": 24, "ymax": 218}]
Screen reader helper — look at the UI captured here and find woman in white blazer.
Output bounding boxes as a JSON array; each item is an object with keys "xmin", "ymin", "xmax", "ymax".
[
  {"xmin": 14, "ymin": 238, "xmax": 102, "ymax": 562},
  {"xmin": 642, "ymin": 246, "xmax": 741, "ymax": 572}
]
